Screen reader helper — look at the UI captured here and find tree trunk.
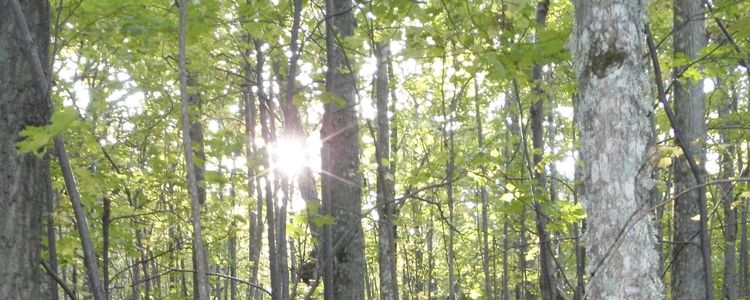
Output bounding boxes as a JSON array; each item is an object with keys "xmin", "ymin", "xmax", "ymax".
[
  {"xmin": 46, "ymin": 171, "xmax": 60, "ymax": 300},
  {"xmin": 720, "ymin": 78, "xmax": 738, "ymax": 300},
  {"xmin": 570, "ymin": 0, "xmax": 664, "ymax": 298},
  {"xmin": 473, "ymin": 78, "xmax": 493, "ymax": 300},
  {"xmin": 322, "ymin": 0, "xmax": 366, "ymax": 297},
  {"xmin": 741, "ymin": 189, "xmax": 749, "ymax": 297},
  {"xmin": 102, "ymin": 196, "xmax": 111, "ymax": 299},
  {"xmin": 572, "ymin": 93, "xmax": 586, "ymax": 300},
  {"xmin": 375, "ymin": 42, "xmax": 399, "ymax": 300},
  {"xmin": 530, "ymin": 1, "xmax": 555, "ymax": 298},
  {"xmin": 671, "ymin": 0, "xmax": 709, "ymax": 298},
  {"xmin": 229, "ymin": 177, "xmax": 238, "ymax": 300},
  {"xmin": 243, "ymin": 32, "xmax": 264, "ymax": 300},
  {"xmin": 177, "ymin": 0, "xmax": 210, "ymax": 298},
  {"xmin": 0, "ymin": 2, "xmax": 52, "ymax": 298}
]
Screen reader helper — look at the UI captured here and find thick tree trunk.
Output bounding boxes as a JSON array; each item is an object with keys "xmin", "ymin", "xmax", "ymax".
[
  {"xmin": 0, "ymin": 1, "xmax": 52, "ymax": 298},
  {"xmin": 322, "ymin": 0, "xmax": 366, "ymax": 297},
  {"xmin": 671, "ymin": 0, "xmax": 708, "ymax": 298},
  {"xmin": 570, "ymin": 0, "xmax": 664, "ymax": 298}
]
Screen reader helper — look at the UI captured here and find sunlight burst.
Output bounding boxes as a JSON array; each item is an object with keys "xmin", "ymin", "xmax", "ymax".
[{"xmin": 270, "ymin": 138, "xmax": 308, "ymax": 177}]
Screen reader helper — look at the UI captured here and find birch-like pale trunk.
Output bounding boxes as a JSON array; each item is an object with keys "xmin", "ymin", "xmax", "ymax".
[{"xmin": 570, "ymin": 0, "xmax": 664, "ymax": 298}]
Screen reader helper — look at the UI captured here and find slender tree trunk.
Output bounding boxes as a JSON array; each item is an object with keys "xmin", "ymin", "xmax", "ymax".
[
  {"xmin": 530, "ymin": 2, "xmax": 555, "ymax": 298},
  {"xmin": 741, "ymin": 189, "xmax": 749, "ymax": 297},
  {"xmin": 375, "ymin": 42, "xmax": 399, "ymax": 300},
  {"xmin": 132, "ymin": 240, "xmax": 141, "ymax": 300},
  {"xmin": 502, "ymin": 90, "xmax": 516, "ymax": 300},
  {"xmin": 102, "ymin": 196, "xmax": 111, "ymax": 299},
  {"xmin": 259, "ymin": 91, "xmax": 281, "ymax": 299},
  {"xmin": 475, "ymin": 78, "xmax": 493, "ymax": 300},
  {"xmin": 720, "ymin": 78, "xmax": 738, "ymax": 300},
  {"xmin": 229, "ymin": 176, "xmax": 238, "ymax": 300},
  {"xmin": 47, "ymin": 173, "xmax": 60, "ymax": 300},
  {"xmin": 277, "ymin": 0, "xmax": 320, "ymax": 241},
  {"xmin": 570, "ymin": 0, "xmax": 664, "ymax": 298},
  {"xmin": 243, "ymin": 31, "xmax": 264, "ymax": 300},
  {"xmin": 741, "ymin": 154, "xmax": 749, "ymax": 299},
  {"xmin": 443, "ymin": 79, "xmax": 457, "ymax": 300},
  {"xmin": 671, "ymin": 0, "xmax": 709, "ymax": 298},
  {"xmin": 572, "ymin": 93, "xmax": 586, "ymax": 300},
  {"xmin": 177, "ymin": 0, "xmax": 210, "ymax": 298},
  {"xmin": 322, "ymin": 0, "xmax": 366, "ymax": 297},
  {"xmin": 427, "ymin": 227, "xmax": 435, "ymax": 300},
  {"xmin": 278, "ymin": 178, "xmax": 290, "ymax": 300}
]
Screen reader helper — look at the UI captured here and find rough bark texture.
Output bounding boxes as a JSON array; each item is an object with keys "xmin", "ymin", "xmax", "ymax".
[
  {"xmin": 671, "ymin": 0, "xmax": 708, "ymax": 298},
  {"xmin": 570, "ymin": 0, "xmax": 664, "ymax": 298},
  {"xmin": 0, "ymin": 0, "xmax": 51, "ymax": 298},
  {"xmin": 322, "ymin": 0, "xmax": 366, "ymax": 296}
]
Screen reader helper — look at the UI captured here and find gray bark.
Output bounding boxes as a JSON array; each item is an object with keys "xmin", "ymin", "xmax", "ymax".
[
  {"xmin": 322, "ymin": 0, "xmax": 366, "ymax": 297},
  {"xmin": 178, "ymin": 0, "xmax": 210, "ymax": 298},
  {"xmin": 671, "ymin": 0, "xmax": 708, "ymax": 298},
  {"xmin": 0, "ymin": 0, "xmax": 51, "ymax": 298},
  {"xmin": 375, "ymin": 42, "xmax": 399, "ymax": 300},
  {"xmin": 5, "ymin": 1, "xmax": 107, "ymax": 299},
  {"xmin": 570, "ymin": 0, "xmax": 664, "ymax": 298}
]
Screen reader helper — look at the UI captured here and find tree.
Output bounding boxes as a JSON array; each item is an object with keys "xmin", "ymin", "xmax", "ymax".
[
  {"xmin": 570, "ymin": 0, "xmax": 664, "ymax": 298},
  {"xmin": 0, "ymin": 0, "xmax": 51, "ymax": 298},
  {"xmin": 374, "ymin": 42, "xmax": 399, "ymax": 300},
  {"xmin": 671, "ymin": 0, "xmax": 710, "ymax": 298},
  {"xmin": 178, "ymin": 0, "xmax": 210, "ymax": 298},
  {"xmin": 321, "ymin": 0, "xmax": 366, "ymax": 297},
  {"xmin": 530, "ymin": 1, "xmax": 556, "ymax": 299}
]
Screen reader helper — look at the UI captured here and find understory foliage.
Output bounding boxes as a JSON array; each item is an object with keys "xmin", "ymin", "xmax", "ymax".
[{"xmin": 24, "ymin": 0, "xmax": 750, "ymax": 298}]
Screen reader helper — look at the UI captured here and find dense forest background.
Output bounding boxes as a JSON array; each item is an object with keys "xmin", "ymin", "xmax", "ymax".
[{"xmin": 2, "ymin": 0, "xmax": 750, "ymax": 299}]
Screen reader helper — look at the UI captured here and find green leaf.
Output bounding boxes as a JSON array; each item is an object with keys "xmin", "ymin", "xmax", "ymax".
[
  {"xmin": 320, "ymin": 92, "xmax": 347, "ymax": 108},
  {"xmin": 293, "ymin": 93, "xmax": 307, "ymax": 108},
  {"xmin": 16, "ymin": 126, "xmax": 52, "ymax": 156},
  {"xmin": 312, "ymin": 215, "xmax": 335, "ymax": 227}
]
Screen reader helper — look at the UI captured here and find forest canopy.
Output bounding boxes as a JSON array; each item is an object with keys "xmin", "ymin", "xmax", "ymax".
[{"xmin": 1, "ymin": 0, "xmax": 750, "ymax": 299}]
